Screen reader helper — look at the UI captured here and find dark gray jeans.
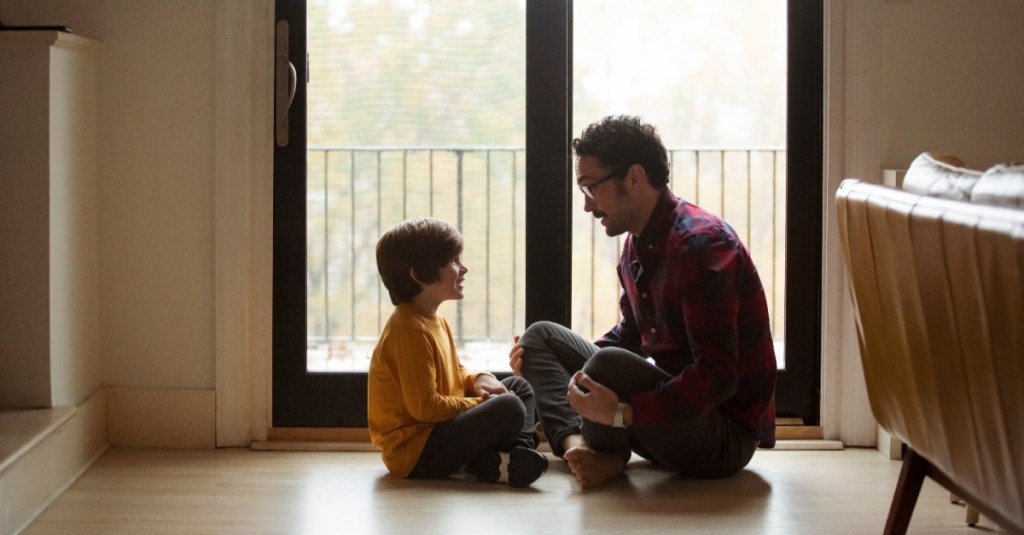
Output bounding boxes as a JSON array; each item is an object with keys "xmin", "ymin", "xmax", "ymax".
[
  {"xmin": 518, "ymin": 321, "xmax": 757, "ymax": 478},
  {"xmin": 408, "ymin": 376, "xmax": 538, "ymax": 479}
]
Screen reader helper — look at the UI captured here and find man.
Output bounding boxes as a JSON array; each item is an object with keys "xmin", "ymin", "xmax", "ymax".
[{"xmin": 510, "ymin": 115, "xmax": 776, "ymax": 488}]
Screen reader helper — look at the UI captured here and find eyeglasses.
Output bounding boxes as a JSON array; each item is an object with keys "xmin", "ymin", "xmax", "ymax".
[{"xmin": 578, "ymin": 169, "xmax": 622, "ymax": 199}]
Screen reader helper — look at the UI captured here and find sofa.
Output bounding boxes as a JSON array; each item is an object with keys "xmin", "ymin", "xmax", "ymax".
[{"xmin": 835, "ymin": 152, "xmax": 1024, "ymax": 534}]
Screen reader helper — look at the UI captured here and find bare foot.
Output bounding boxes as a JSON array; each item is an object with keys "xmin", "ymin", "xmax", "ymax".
[{"xmin": 563, "ymin": 445, "xmax": 625, "ymax": 488}]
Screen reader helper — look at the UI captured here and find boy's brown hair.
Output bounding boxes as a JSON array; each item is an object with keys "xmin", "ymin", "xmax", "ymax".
[{"xmin": 376, "ymin": 217, "xmax": 463, "ymax": 305}]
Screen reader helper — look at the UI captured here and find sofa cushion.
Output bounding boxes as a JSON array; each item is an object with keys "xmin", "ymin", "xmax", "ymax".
[
  {"xmin": 902, "ymin": 152, "xmax": 982, "ymax": 200},
  {"xmin": 970, "ymin": 163, "xmax": 1024, "ymax": 208}
]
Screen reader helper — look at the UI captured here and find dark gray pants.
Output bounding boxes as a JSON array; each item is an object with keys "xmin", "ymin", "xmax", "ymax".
[
  {"xmin": 519, "ymin": 321, "xmax": 757, "ymax": 478},
  {"xmin": 408, "ymin": 376, "xmax": 538, "ymax": 479}
]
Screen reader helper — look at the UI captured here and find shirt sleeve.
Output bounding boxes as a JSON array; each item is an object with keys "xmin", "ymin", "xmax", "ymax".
[
  {"xmin": 629, "ymin": 234, "xmax": 743, "ymax": 425},
  {"xmin": 390, "ymin": 331, "xmax": 480, "ymax": 423}
]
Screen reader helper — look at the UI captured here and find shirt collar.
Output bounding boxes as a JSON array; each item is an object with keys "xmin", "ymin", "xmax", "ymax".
[{"xmin": 633, "ymin": 187, "xmax": 681, "ymax": 251}]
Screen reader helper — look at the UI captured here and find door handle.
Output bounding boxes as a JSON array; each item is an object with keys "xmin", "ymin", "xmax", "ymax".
[{"xmin": 275, "ymin": 20, "xmax": 297, "ymax": 147}]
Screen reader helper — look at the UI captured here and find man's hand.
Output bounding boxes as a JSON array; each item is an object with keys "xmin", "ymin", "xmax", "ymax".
[
  {"xmin": 509, "ymin": 335, "xmax": 524, "ymax": 377},
  {"xmin": 567, "ymin": 371, "xmax": 626, "ymax": 426},
  {"xmin": 473, "ymin": 374, "xmax": 507, "ymax": 399}
]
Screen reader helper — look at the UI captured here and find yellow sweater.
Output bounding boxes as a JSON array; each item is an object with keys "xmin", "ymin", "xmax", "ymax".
[{"xmin": 367, "ymin": 304, "xmax": 487, "ymax": 477}]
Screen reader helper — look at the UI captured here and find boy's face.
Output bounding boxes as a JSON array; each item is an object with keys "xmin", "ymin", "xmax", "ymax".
[{"xmin": 420, "ymin": 255, "xmax": 468, "ymax": 304}]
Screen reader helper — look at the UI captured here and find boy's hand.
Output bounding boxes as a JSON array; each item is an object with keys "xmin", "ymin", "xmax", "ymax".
[
  {"xmin": 509, "ymin": 335, "xmax": 524, "ymax": 377},
  {"xmin": 473, "ymin": 374, "xmax": 508, "ymax": 399}
]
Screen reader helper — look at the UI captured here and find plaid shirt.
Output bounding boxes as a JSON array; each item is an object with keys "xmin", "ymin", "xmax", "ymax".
[{"xmin": 596, "ymin": 189, "xmax": 777, "ymax": 447}]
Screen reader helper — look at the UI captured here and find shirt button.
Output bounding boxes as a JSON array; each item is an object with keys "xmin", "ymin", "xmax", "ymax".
[
  {"xmin": 650, "ymin": 327, "xmax": 657, "ymax": 334},
  {"xmin": 641, "ymin": 292, "xmax": 648, "ymax": 299}
]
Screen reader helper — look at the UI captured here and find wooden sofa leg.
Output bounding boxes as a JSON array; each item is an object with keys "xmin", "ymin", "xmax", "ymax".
[
  {"xmin": 884, "ymin": 448, "xmax": 929, "ymax": 535},
  {"xmin": 950, "ymin": 492, "xmax": 981, "ymax": 526},
  {"xmin": 965, "ymin": 504, "xmax": 980, "ymax": 526}
]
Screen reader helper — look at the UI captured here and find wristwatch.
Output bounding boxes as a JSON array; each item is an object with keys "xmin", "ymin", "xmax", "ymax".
[{"xmin": 612, "ymin": 402, "xmax": 627, "ymax": 428}]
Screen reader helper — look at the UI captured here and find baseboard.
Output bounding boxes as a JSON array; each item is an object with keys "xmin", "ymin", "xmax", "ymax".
[
  {"xmin": 876, "ymin": 424, "xmax": 903, "ymax": 460},
  {"xmin": 771, "ymin": 439, "xmax": 844, "ymax": 451},
  {"xmin": 775, "ymin": 423, "xmax": 824, "ymax": 440},
  {"xmin": 251, "ymin": 440, "xmax": 378, "ymax": 452},
  {"xmin": 0, "ymin": 391, "xmax": 108, "ymax": 535},
  {"xmin": 106, "ymin": 386, "xmax": 215, "ymax": 448}
]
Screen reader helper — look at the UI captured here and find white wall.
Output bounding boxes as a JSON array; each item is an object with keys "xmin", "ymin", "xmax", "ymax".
[
  {"xmin": 48, "ymin": 35, "xmax": 102, "ymax": 407},
  {"xmin": 1, "ymin": 1, "xmax": 219, "ymax": 445},
  {"xmin": 0, "ymin": 40, "xmax": 54, "ymax": 407},
  {"xmin": 96, "ymin": 3, "xmax": 217, "ymax": 390},
  {"xmin": 881, "ymin": 0, "xmax": 1024, "ymax": 169},
  {"xmin": 1, "ymin": 28, "xmax": 103, "ymax": 409},
  {"xmin": 1, "ymin": 1, "xmax": 218, "ymax": 392}
]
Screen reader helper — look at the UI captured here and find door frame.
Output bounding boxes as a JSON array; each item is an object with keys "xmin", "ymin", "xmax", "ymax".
[{"xmin": 212, "ymin": 0, "xmax": 274, "ymax": 446}]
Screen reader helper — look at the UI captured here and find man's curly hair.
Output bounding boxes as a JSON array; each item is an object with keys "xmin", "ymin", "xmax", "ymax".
[{"xmin": 571, "ymin": 115, "xmax": 671, "ymax": 189}]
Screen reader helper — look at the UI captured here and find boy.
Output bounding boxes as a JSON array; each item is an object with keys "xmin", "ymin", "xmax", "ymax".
[{"xmin": 368, "ymin": 217, "xmax": 548, "ymax": 487}]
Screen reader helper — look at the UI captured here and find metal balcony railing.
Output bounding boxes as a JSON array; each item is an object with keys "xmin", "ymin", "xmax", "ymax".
[{"xmin": 306, "ymin": 146, "xmax": 786, "ymax": 372}]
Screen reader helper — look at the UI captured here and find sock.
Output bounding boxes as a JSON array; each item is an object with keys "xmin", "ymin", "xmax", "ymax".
[{"xmin": 496, "ymin": 452, "xmax": 511, "ymax": 483}]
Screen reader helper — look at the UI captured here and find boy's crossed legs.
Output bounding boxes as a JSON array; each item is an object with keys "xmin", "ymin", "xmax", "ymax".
[{"xmin": 408, "ymin": 376, "xmax": 548, "ymax": 487}]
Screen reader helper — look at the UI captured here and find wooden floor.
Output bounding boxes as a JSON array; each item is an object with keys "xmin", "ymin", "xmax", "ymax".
[{"xmin": 23, "ymin": 446, "xmax": 1005, "ymax": 534}]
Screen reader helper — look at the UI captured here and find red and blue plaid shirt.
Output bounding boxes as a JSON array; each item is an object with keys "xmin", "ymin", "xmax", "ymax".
[{"xmin": 596, "ymin": 189, "xmax": 777, "ymax": 447}]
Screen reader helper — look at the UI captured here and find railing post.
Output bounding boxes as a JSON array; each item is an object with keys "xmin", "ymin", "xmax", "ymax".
[
  {"xmin": 323, "ymin": 150, "xmax": 330, "ymax": 347},
  {"xmin": 456, "ymin": 150, "xmax": 464, "ymax": 343}
]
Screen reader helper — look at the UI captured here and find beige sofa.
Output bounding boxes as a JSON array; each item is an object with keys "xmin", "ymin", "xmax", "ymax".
[{"xmin": 835, "ymin": 153, "xmax": 1024, "ymax": 534}]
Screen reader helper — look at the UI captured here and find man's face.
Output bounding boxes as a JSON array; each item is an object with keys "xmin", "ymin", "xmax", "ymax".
[{"xmin": 576, "ymin": 155, "xmax": 635, "ymax": 237}]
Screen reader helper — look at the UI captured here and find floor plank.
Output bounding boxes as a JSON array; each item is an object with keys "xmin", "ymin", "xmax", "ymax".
[{"xmin": 22, "ymin": 447, "xmax": 1005, "ymax": 534}]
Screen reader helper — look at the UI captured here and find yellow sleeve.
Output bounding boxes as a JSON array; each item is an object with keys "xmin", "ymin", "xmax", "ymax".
[
  {"xmin": 461, "ymin": 367, "xmax": 497, "ymax": 394},
  {"xmin": 390, "ymin": 330, "xmax": 480, "ymax": 423}
]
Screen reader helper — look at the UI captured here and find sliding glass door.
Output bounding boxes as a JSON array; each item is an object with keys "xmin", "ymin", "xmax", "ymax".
[{"xmin": 273, "ymin": 0, "xmax": 821, "ymax": 428}]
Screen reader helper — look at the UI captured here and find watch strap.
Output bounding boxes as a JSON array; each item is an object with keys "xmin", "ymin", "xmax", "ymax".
[{"xmin": 612, "ymin": 402, "xmax": 626, "ymax": 428}]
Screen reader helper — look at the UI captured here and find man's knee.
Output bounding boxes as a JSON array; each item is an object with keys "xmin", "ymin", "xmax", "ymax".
[
  {"xmin": 519, "ymin": 320, "xmax": 565, "ymax": 348},
  {"xmin": 582, "ymin": 348, "xmax": 636, "ymax": 383}
]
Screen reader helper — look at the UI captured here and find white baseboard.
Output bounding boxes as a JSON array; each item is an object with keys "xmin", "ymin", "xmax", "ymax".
[
  {"xmin": 106, "ymin": 387, "xmax": 215, "ymax": 448},
  {"xmin": 876, "ymin": 424, "xmax": 904, "ymax": 460},
  {"xmin": 771, "ymin": 439, "xmax": 845, "ymax": 451}
]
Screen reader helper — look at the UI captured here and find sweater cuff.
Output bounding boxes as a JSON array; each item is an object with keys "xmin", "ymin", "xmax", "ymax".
[{"xmin": 465, "ymin": 371, "xmax": 497, "ymax": 392}]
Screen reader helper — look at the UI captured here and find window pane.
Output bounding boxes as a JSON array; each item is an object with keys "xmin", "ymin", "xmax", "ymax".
[
  {"xmin": 571, "ymin": 1, "xmax": 788, "ymax": 367},
  {"xmin": 306, "ymin": 0, "xmax": 526, "ymax": 372}
]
